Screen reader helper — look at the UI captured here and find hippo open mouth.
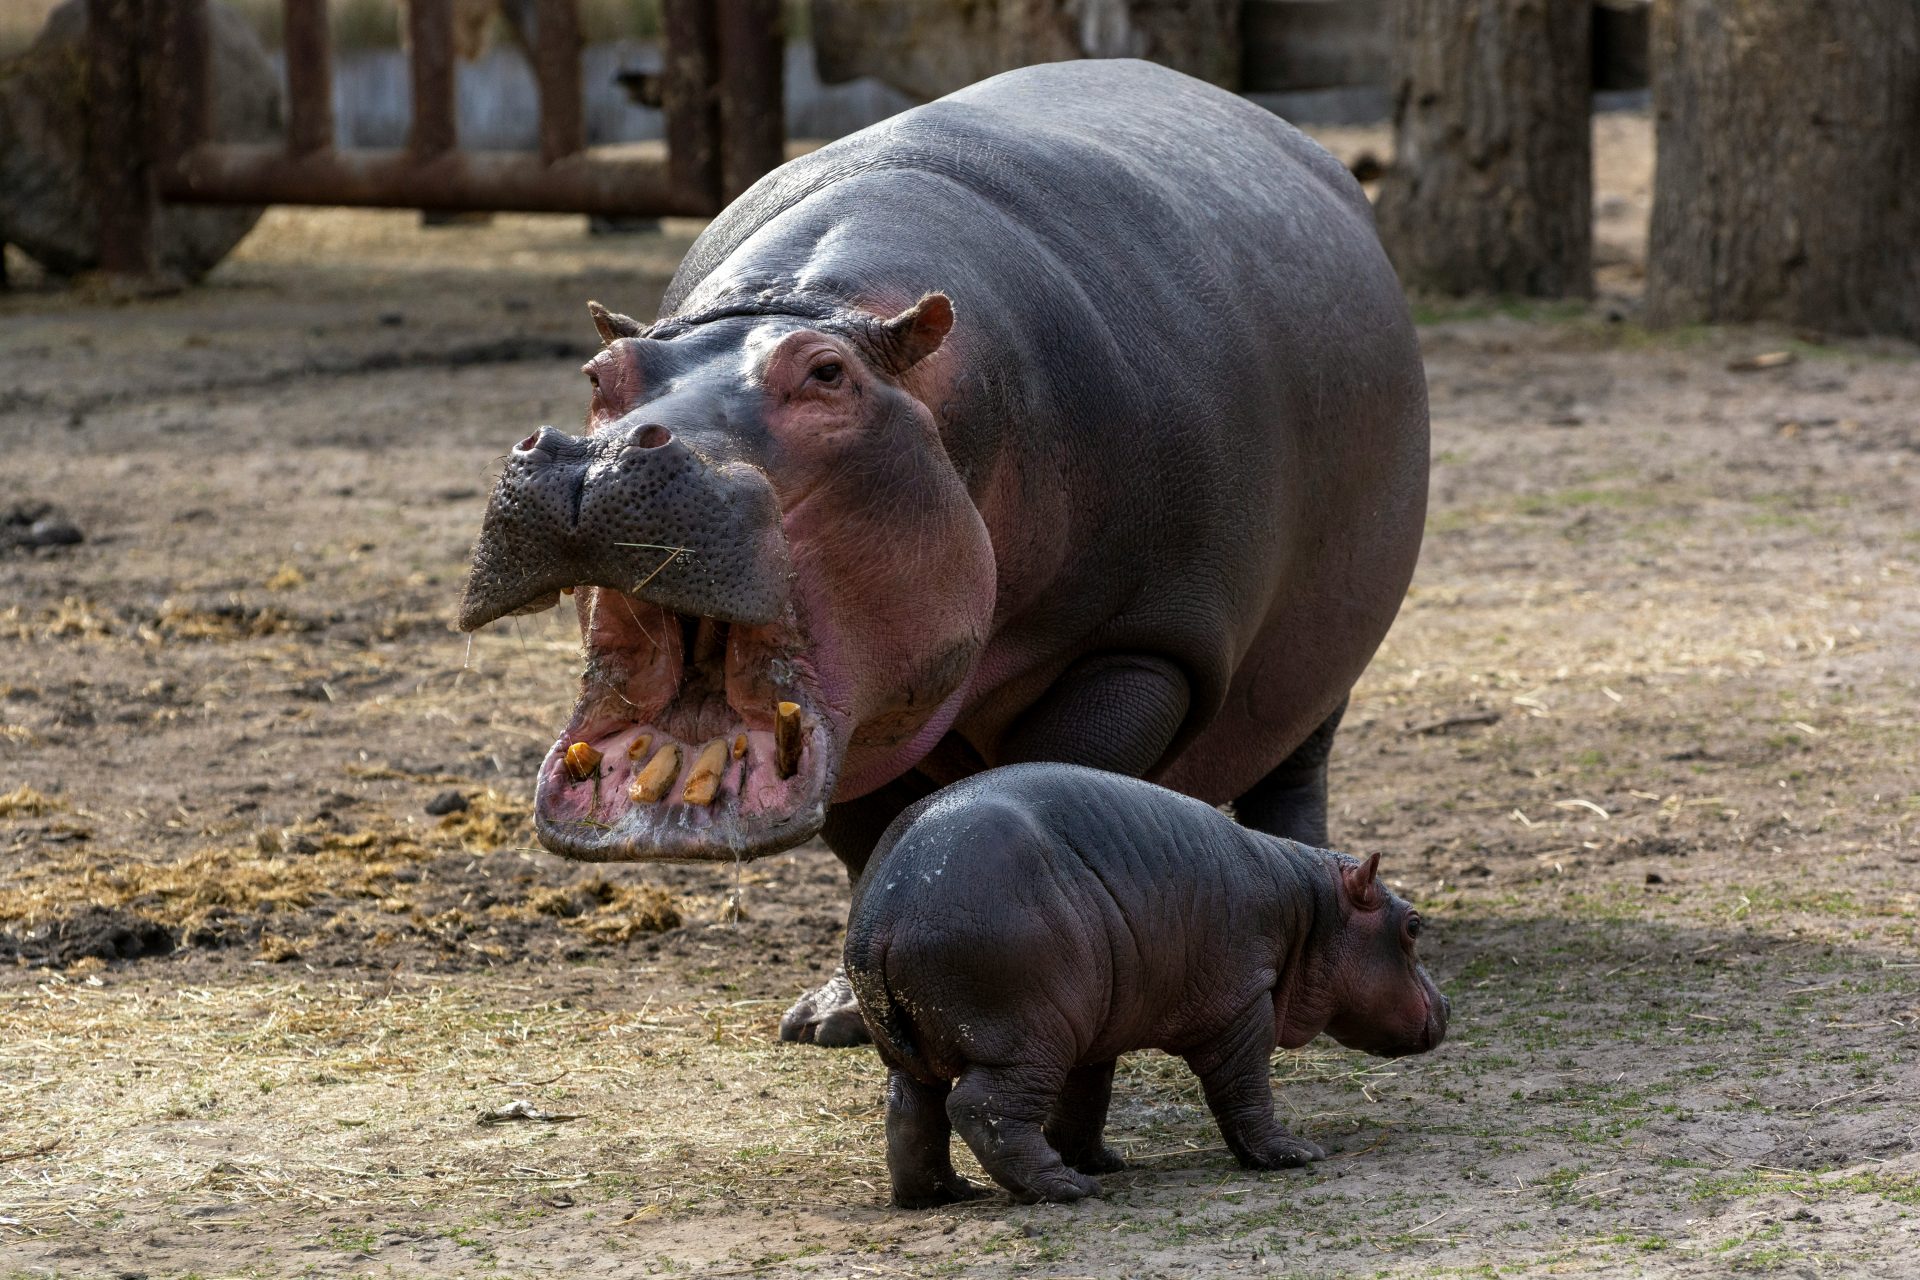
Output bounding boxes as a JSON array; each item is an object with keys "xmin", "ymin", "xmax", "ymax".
[{"xmin": 526, "ymin": 585, "xmax": 837, "ymax": 862}]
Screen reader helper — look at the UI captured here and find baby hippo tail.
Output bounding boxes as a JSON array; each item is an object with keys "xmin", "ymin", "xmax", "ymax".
[{"xmin": 843, "ymin": 931, "xmax": 931, "ymax": 1079}]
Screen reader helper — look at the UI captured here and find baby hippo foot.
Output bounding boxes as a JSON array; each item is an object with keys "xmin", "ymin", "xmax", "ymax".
[
  {"xmin": 1009, "ymin": 1166, "xmax": 1101, "ymax": 1205},
  {"xmin": 949, "ymin": 1067, "xmax": 1104, "ymax": 1204},
  {"xmin": 1238, "ymin": 1133, "xmax": 1326, "ymax": 1171},
  {"xmin": 896, "ymin": 1173, "xmax": 990, "ymax": 1210},
  {"xmin": 886, "ymin": 1070, "xmax": 990, "ymax": 1210},
  {"xmin": 1062, "ymin": 1143, "xmax": 1128, "ymax": 1176},
  {"xmin": 1044, "ymin": 1061, "xmax": 1126, "ymax": 1176},
  {"xmin": 778, "ymin": 966, "xmax": 872, "ymax": 1046}
]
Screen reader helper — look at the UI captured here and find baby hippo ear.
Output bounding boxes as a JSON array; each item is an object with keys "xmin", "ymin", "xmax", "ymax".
[
  {"xmin": 1342, "ymin": 852, "xmax": 1384, "ymax": 911},
  {"xmin": 874, "ymin": 292, "xmax": 954, "ymax": 374},
  {"xmin": 587, "ymin": 300, "xmax": 644, "ymax": 346}
]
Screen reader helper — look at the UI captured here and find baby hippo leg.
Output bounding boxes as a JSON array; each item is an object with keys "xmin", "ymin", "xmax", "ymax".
[
  {"xmin": 885, "ymin": 1070, "xmax": 985, "ymax": 1208},
  {"xmin": 1044, "ymin": 1060, "xmax": 1128, "ymax": 1175},
  {"xmin": 948, "ymin": 1063, "xmax": 1101, "ymax": 1203},
  {"xmin": 1185, "ymin": 1003, "xmax": 1327, "ymax": 1170}
]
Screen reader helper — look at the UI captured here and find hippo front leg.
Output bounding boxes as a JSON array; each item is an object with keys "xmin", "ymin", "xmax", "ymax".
[
  {"xmin": 1185, "ymin": 1001, "xmax": 1327, "ymax": 1171},
  {"xmin": 777, "ymin": 967, "xmax": 871, "ymax": 1046},
  {"xmin": 998, "ymin": 654, "xmax": 1190, "ymax": 777}
]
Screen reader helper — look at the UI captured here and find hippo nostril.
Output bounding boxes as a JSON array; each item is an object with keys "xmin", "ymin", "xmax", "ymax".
[
  {"xmin": 514, "ymin": 425, "xmax": 568, "ymax": 458},
  {"xmin": 632, "ymin": 423, "xmax": 672, "ymax": 450}
]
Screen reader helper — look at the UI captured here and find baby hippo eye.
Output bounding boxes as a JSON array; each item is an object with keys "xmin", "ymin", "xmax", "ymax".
[
  {"xmin": 810, "ymin": 361, "xmax": 844, "ymax": 386},
  {"xmin": 1404, "ymin": 913, "xmax": 1423, "ymax": 941}
]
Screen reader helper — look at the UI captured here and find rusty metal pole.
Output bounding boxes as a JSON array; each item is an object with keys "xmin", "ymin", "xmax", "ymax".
[
  {"xmin": 716, "ymin": 0, "xmax": 785, "ymax": 203},
  {"xmin": 148, "ymin": 0, "xmax": 210, "ymax": 172},
  {"xmin": 408, "ymin": 0, "xmax": 458, "ymax": 157},
  {"xmin": 661, "ymin": 0, "xmax": 721, "ymax": 212},
  {"xmin": 533, "ymin": 0, "xmax": 585, "ymax": 163},
  {"xmin": 87, "ymin": 0, "xmax": 155, "ymax": 277},
  {"xmin": 283, "ymin": 0, "xmax": 335, "ymax": 156}
]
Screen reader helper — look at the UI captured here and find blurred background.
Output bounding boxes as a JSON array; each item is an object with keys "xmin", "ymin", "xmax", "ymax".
[{"xmin": 3, "ymin": 0, "xmax": 1911, "ymax": 338}]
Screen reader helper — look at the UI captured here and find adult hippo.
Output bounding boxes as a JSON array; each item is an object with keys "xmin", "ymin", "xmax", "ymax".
[{"xmin": 459, "ymin": 59, "xmax": 1428, "ymax": 1045}]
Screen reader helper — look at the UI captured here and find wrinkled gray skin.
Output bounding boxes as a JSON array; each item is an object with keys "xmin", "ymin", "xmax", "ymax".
[
  {"xmin": 460, "ymin": 60, "xmax": 1428, "ymax": 1046},
  {"xmin": 846, "ymin": 764, "xmax": 1449, "ymax": 1206}
]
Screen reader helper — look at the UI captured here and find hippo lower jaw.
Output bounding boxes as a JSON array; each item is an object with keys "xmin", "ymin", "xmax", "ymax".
[{"xmin": 529, "ymin": 584, "xmax": 840, "ymax": 863}]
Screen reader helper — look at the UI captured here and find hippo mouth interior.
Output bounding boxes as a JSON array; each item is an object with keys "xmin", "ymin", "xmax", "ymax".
[{"xmin": 531, "ymin": 585, "xmax": 836, "ymax": 862}]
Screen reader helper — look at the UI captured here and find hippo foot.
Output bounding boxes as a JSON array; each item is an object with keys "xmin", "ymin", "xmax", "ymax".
[
  {"xmin": 1239, "ymin": 1135, "xmax": 1326, "ymax": 1171},
  {"xmin": 1008, "ymin": 1167, "xmax": 1101, "ymax": 1204},
  {"xmin": 894, "ymin": 1175, "xmax": 989, "ymax": 1210},
  {"xmin": 778, "ymin": 967, "xmax": 872, "ymax": 1046},
  {"xmin": 1065, "ymin": 1144, "xmax": 1128, "ymax": 1176}
]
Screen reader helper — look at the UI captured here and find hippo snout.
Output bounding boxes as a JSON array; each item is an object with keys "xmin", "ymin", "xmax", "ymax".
[
  {"xmin": 458, "ymin": 419, "xmax": 792, "ymax": 632},
  {"xmin": 1422, "ymin": 986, "xmax": 1450, "ymax": 1052}
]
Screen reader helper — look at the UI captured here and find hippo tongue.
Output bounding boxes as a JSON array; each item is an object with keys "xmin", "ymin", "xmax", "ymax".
[{"xmin": 528, "ymin": 586, "xmax": 839, "ymax": 863}]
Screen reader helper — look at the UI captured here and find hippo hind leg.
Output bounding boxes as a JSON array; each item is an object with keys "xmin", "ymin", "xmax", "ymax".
[
  {"xmin": 1185, "ymin": 1001, "xmax": 1326, "ymax": 1171},
  {"xmin": 1044, "ymin": 1060, "xmax": 1127, "ymax": 1175},
  {"xmin": 886, "ymin": 1069, "xmax": 987, "ymax": 1208},
  {"xmin": 949, "ymin": 1063, "xmax": 1101, "ymax": 1203},
  {"xmin": 1232, "ymin": 696, "xmax": 1347, "ymax": 847}
]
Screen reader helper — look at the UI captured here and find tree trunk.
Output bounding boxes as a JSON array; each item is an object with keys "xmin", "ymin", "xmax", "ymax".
[
  {"xmin": 1375, "ymin": 0, "xmax": 1593, "ymax": 298},
  {"xmin": 1646, "ymin": 0, "xmax": 1920, "ymax": 339}
]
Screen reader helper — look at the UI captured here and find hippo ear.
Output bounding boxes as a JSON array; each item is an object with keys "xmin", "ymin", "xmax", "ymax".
[
  {"xmin": 874, "ymin": 293, "xmax": 954, "ymax": 374},
  {"xmin": 1342, "ymin": 852, "xmax": 1383, "ymax": 911},
  {"xmin": 587, "ymin": 300, "xmax": 644, "ymax": 346}
]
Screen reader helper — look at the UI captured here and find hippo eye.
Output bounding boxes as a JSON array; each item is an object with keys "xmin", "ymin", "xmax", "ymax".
[
  {"xmin": 1404, "ymin": 913, "xmax": 1423, "ymax": 941},
  {"xmin": 810, "ymin": 361, "xmax": 844, "ymax": 386}
]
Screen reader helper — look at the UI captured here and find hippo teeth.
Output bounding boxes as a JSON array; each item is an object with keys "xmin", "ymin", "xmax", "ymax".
[
  {"xmin": 532, "ymin": 584, "xmax": 832, "ymax": 860},
  {"xmin": 681, "ymin": 739, "xmax": 729, "ymax": 806},
  {"xmin": 629, "ymin": 743, "xmax": 681, "ymax": 803}
]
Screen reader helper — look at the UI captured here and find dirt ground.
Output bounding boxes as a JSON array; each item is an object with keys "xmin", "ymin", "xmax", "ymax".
[{"xmin": 2, "ymin": 115, "xmax": 1917, "ymax": 1279}]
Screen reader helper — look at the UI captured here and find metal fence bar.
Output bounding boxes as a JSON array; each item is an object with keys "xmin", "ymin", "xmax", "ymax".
[
  {"xmin": 716, "ymin": 0, "xmax": 783, "ymax": 202},
  {"xmin": 87, "ymin": 0, "xmax": 153, "ymax": 275},
  {"xmin": 97, "ymin": 0, "xmax": 787, "ymax": 259},
  {"xmin": 166, "ymin": 145, "xmax": 710, "ymax": 216},
  {"xmin": 662, "ymin": 0, "xmax": 721, "ymax": 210},
  {"xmin": 283, "ymin": 0, "xmax": 334, "ymax": 156},
  {"xmin": 534, "ymin": 0, "xmax": 585, "ymax": 162},
  {"xmin": 407, "ymin": 0, "xmax": 457, "ymax": 155}
]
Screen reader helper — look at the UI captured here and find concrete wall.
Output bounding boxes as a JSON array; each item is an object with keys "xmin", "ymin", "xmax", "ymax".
[{"xmin": 309, "ymin": 39, "xmax": 916, "ymax": 150}]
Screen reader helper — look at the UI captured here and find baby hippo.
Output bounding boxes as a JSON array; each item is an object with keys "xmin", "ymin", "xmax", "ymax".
[{"xmin": 843, "ymin": 764, "xmax": 1448, "ymax": 1207}]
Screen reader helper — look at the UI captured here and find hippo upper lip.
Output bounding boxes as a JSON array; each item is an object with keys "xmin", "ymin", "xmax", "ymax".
[
  {"xmin": 457, "ymin": 550, "xmax": 788, "ymax": 633},
  {"xmin": 457, "ymin": 427, "xmax": 793, "ymax": 632}
]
